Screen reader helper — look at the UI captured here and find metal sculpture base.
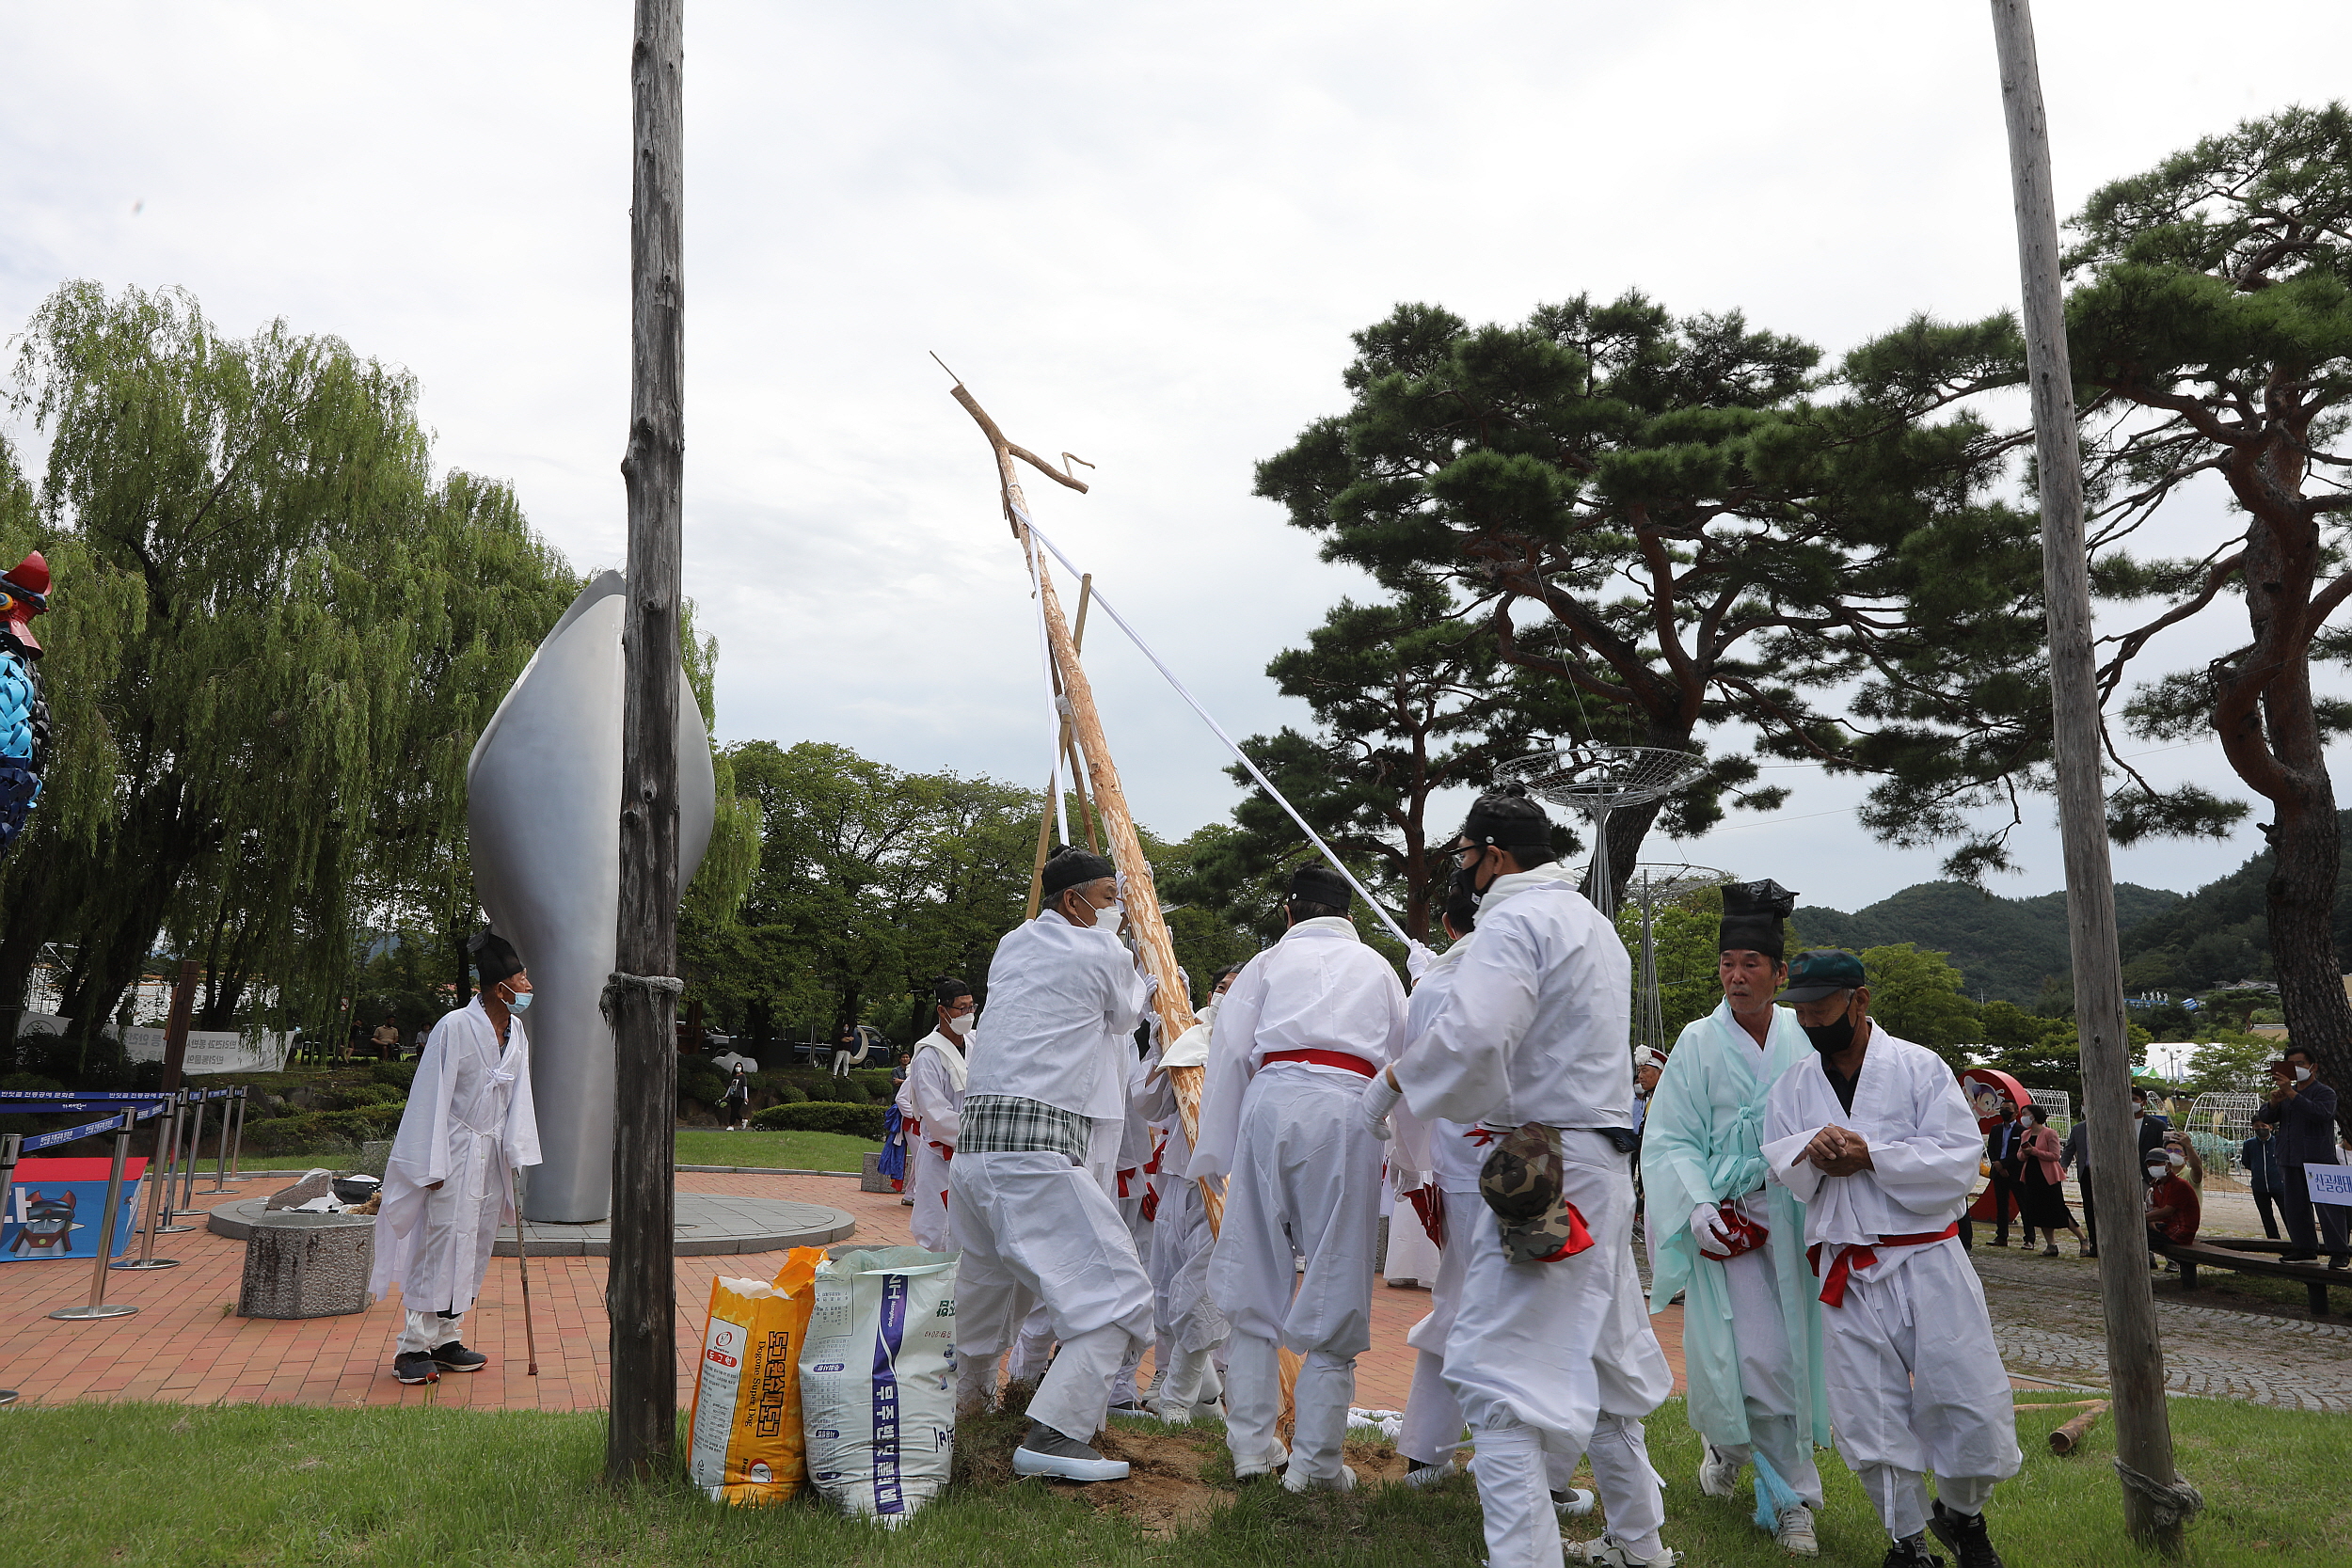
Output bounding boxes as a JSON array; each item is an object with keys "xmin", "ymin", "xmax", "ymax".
[
  {"xmin": 204, "ymin": 1192, "xmax": 856, "ymax": 1258},
  {"xmin": 49, "ymin": 1304, "xmax": 137, "ymax": 1321},
  {"xmin": 108, "ymin": 1258, "xmax": 180, "ymax": 1271}
]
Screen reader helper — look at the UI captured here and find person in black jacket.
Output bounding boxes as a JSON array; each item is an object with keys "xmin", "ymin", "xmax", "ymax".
[
  {"xmin": 2241, "ymin": 1120, "xmax": 2283, "ymax": 1241},
  {"xmin": 1983, "ymin": 1101, "xmax": 2026, "ymax": 1246},
  {"xmin": 2256, "ymin": 1049, "xmax": 2348, "ymax": 1267}
]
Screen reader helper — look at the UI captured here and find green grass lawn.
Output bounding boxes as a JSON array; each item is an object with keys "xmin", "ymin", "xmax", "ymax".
[
  {"xmin": 229, "ymin": 1128, "xmax": 880, "ymax": 1175},
  {"xmin": 0, "ymin": 1396, "xmax": 2338, "ymax": 1566}
]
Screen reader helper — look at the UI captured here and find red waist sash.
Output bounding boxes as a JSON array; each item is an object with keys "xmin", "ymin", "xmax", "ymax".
[
  {"xmin": 1806, "ymin": 1223, "xmax": 1961, "ymax": 1307},
  {"xmin": 1263, "ymin": 1049, "xmax": 1377, "ymax": 1077}
]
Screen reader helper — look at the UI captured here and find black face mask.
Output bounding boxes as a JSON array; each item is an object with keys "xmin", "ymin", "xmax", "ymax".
[{"xmin": 1802, "ymin": 1013, "xmax": 1856, "ymax": 1056}]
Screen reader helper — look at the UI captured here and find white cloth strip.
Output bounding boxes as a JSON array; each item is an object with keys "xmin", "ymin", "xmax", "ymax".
[{"xmin": 1011, "ymin": 503, "xmax": 1412, "ymax": 948}]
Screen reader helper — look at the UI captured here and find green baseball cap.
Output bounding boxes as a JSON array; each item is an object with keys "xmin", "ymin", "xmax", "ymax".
[{"xmin": 1778, "ymin": 948, "xmax": 1867, "ymax": 1003}]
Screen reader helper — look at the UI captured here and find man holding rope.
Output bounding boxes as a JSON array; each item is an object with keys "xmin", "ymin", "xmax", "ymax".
[{"xmin": 371, "ymin": 929, "xmax": 542, "ymax": 1386}]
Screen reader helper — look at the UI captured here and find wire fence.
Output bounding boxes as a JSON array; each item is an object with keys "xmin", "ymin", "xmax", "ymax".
[{"xmin": 2182, "ymin": 1091, "xmax": 2265, "ymax": 1176}]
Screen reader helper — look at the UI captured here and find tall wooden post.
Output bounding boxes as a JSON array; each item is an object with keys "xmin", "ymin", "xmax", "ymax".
[
  {"xmin": 608, "ymin": 0, "xmax": 685, "ymax": 1484},
  {"xmin": 1988, "ymin": 1, "xmax": 2190, "ymax": 1549}
]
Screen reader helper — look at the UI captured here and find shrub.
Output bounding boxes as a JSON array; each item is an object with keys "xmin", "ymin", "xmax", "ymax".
[
  {"xmin": 0, "ymin": 1071, "xmax": 65, "ymax": 1093},
  {"xmin": 677, "ymin": 1057, "xmax": 727, "ymax": 1109},
  {"xmin": 372, "ymin": 1060, "xmax": 418, "ymax": 1093},
  {"xmin": 749, "ymin": 1101, "xmax": 886, "ymax": 1140}
]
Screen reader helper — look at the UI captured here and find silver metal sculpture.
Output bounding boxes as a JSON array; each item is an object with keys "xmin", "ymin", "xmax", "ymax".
[
  {"xmin": 1495, "ymin": 744, "xmax": 1708, "ymax": 920},
  {"xmin": 468, "ymin": 571, "xmax": 716, "ymax": 1224}
]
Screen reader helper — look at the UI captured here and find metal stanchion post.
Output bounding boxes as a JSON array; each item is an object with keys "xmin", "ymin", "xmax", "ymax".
[
  {"xmin": 200, "ymin": 1088, "xmax": 233, "ymax": 1195},
  {"xmin": 175, "ymin": 1091, "xmax": 209, "ymax": 1215},
  {"xmin": 114, "ymin": 1099, "xmax": 181, "ymax": 1271},
  {"xmin": 51, "ymin": 1119, "xmax": 139, "ymax": 1320},
  {"xmin": 154, "ymin": 1094, "xmax": 194, "ymax": 1236},
  {"xmin": 226, "ymin": 1085, "xmax": 250, "ymax": 1180},
  {"xmin": 0, "ymin": 1132, "xmax": 15, "ymax": 1400}
]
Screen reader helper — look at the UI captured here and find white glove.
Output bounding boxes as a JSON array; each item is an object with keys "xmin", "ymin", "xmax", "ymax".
[
  {"xmin": 1692, "ymin": 1203, "xmax": 1734, "ymax": 1259},
  {"xmin": 1406, "ymin": 940, "xmax": 1437, "ymax": 983},
  {"xmin": 1360, "ymin": 1071, "xmax": 1404, "ymax": 1142}
]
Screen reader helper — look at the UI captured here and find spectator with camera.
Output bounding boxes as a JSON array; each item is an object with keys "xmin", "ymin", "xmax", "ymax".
[{"xmin": 2256, "ymin": 1048, "xmax": 2348, "ymax": 1268}]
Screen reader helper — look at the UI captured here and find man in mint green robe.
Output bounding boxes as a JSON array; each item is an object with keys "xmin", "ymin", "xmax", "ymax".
[{"xmin": 1641, "ymin": 881, "xmax": 1830, "ymax": 1556}]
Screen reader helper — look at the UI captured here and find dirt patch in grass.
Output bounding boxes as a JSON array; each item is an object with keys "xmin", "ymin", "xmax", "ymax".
[{"xmin": 1044, "ymin": 1424, "xmax": 1230, "ymax": 1537}]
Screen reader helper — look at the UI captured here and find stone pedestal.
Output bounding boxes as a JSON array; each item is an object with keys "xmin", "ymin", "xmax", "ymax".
[
  {"xmin": 238, "ymin": 1212, "xmax": 374, "ymax": 1319},
  {"xmin": 859, "ymin": 1152, "xmax": 895, "ymax": 1194}
]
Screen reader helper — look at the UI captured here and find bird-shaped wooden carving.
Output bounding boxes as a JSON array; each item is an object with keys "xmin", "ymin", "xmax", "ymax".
[{"xmin": 0, "ymin": 552, "xmax": 51, "ymax": 852}]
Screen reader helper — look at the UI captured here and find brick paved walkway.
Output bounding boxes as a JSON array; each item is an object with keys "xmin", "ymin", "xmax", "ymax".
[{"xmin": 0, "ymin": 1167, "xmax": 1686, "ymax": 1412}]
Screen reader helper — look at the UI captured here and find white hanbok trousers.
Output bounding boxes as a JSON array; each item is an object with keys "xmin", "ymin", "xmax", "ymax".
[
  {"xmin": 908, "ymin": 1137, "xmax": 954, "ymax": 1254},
  {"xmin": 1446, "ymin": 1131, "xmax": 1673, "ymax": 1568},
  {"xmin": 1207, "ymin": 1069, "xmax": 1382, "ymax": 1482},
  {"xmin": 1817, "ymin": 1240, "xmax": 2020, "ymax": 1540},
  {"xmin": 947, "ymin": 1120, "xmax": 1153, "ymax": 1441},
  {"xmin": 1710, "ymin": 1194, "xmax": 1823, "ymax": 1507}
]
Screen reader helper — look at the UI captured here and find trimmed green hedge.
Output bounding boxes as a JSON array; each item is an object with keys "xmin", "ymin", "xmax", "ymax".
[
  {"xmin": 240, "ymin": 1104, "xmax": 405, "ymax": 1157},
  {"xmin": 748, "ymin": 1101, "xmax": 886, "ymax": 1140}
]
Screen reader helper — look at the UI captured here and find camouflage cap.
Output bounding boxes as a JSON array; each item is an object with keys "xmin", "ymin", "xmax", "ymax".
[{"xmin": 1477, "ymin": 1123, "xmax": 1596, "ymax": 1264}]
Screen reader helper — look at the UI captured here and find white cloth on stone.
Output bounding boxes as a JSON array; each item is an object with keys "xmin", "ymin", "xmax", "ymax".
[
  {"xmin": 371, "ymin": 998, "xmax": 540, "ymax": 1316},
  {"xmin": 1763, "ymin": 1027, "xmax": 2022, "ymax": 1536}
]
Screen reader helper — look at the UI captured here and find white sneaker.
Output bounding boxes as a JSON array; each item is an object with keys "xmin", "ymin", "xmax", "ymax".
[
  {"xmin": 1565, "ymin": 1532, "xmax": 1682, "ymax": 1567},
  {"xmin": 1012, "ymin": 1443, "xmax": 1129, "ymax": 1481},
  {"xmin": 1282, "ymin": 1464, "xmax": 1358, "ymax": 1495},
  {"xmin": 1402, "ymin": 1461, "xmax": 1455, "ymax": 1488},
  {"xmin": 1697, "ymin": 1444, "xmax": 1741, "ymax": 1498},
  {"xmin": 1153, "ymin": 1398, "xmax": 1193, "ymax": 1426},
  {"xmin": 1233, "ymin": 1442, "xmax": 1290, "ymax": 1481},
  {"xmin": 1774, "ymin": 1504, "xmax": 1819, "ymax": 1558},
  {"xmin": 1553, "ymin": 1486, "xmax": 1597, "ymax": 1516}
]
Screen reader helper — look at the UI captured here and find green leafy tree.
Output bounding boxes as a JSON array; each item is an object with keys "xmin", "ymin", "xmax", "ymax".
[
  {"xmin": 1839, "ymin": 104, "xmax": 2352, "ymax": 1109},
  {"xmin": 2185, "ymin": 1032, "xmax": 2279, "ymax": 1095},
  {"xmin": 1859, "ymin": 942, "xmax": 1979, "ymax": 1065},
  {"xmin": 0, "ymin": 283, "xmax": 579, "ymax": 1057},
  {"xmin": 1620, "ymin": 897, "xmax": 1727, "ymax": 1047},
  {"xmin": 1252, "ymin": 293, "xmax": 1990, "ymax": 903},
  {"xmin": 1975, "ymin": 999, "xmax": 2084, "ymax": 1100}
]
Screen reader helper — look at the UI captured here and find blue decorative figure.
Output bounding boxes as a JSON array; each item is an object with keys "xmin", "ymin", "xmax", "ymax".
[{"xmin": 0, "ymin": 551, "xmax": 50, "ymax": 853}]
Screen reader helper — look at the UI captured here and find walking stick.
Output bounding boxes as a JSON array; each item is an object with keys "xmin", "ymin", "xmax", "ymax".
[{"xmin": 504, "ymin": 1161, "xmax": 540, "ymax": 1375}]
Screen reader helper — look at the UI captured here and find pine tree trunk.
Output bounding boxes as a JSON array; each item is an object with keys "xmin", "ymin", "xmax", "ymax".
[{"xmin": 2265, "ymin": 775, "xmax": 2352, "ymax": 1132}]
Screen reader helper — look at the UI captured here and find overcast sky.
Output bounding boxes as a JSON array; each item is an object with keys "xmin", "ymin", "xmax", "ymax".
[{"xmin": 6, "ymin": 1, "xmax": 2349, "ymax": 913}]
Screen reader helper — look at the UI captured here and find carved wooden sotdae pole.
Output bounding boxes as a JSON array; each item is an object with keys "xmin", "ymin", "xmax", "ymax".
[
  {"xmin": 608, "ymin": 0, "xmax": 684, "ymax": 1483},
  {"xmin": 947, "ymin": 386, "xmax": 1223, "ymax": 1228},
  {"xmin": 1988, "ymin": 0, "xmax": 2188, "ymax": 1549}
]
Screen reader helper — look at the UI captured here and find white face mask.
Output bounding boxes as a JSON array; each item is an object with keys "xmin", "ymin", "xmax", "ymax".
[
  {"xmin": 2145, "ymin": 1165, "xmax": 2169, "ymax": 1182},
  {"xmin": 1094, "ymin": 897, "xmax": 1125, "ymax": 929},
  {"xmin": 2296, "ymin": 1066, "xmax": 2313, "ymax": 1083}
]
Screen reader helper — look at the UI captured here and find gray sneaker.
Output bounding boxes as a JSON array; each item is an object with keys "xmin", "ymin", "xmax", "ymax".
[{"xmin": 1012, "ymin": 1422, "xmax": 1130, "ymax": 1482}]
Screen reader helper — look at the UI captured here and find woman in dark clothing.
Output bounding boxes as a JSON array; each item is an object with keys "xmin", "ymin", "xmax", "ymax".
[{"xmin": 2018, "ymin": 1104, "xmax": 2086, "ymax": 1257}]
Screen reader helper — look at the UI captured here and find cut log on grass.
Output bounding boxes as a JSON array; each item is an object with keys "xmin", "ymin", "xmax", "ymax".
[{"xmin": 2049, "ymin": 1402, "xmax": 2110, "ymax": 1456}]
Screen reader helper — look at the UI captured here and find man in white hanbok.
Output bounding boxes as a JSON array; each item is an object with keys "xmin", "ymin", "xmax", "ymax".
[
  {"xmin": 371, "ymin": 929, "xmax": 542, "ymax": 1386},
  {"xmin": 1391, "ymin": 872, "xmax": 1597, "ymax": 1517},
  {"xmin": 1361, "ymin": 790, "xmax": 1678, "ymax": 1568},
  {"xmin": 1763, "ymin": 949, "xmax": 2018, "ymax": 1568},
  {"xmin": 1197, "ymin": 863, "xmax": 1408, "ymax": 1492},
  {"xmin": 1642, "ymin": 880, "xmax": 1829, "ymax": 1557},
  {"xmin": 1133, "ymin": 963, "xmax": 1241, "ymax": 1423},
  {"xmin": 947, "ymin": 847, "xmax": 1154, "ymax": 1482},
  {"xmin": 897, "ymin": 976, "xmax": 975, "ymax": 1253}
]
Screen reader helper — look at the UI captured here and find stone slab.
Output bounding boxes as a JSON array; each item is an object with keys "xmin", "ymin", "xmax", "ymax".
[{"xmin": 207, "ymin": 1192, "xmax": 855, "ymax": 1258}]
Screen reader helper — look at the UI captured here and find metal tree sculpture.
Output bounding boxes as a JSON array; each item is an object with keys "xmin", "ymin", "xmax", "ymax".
[
  {"xmin": 1628, "ymin": 863, "xmax": 1731, "ymax": 1056},
  {"xmin": 0, "ymin": 553, "xmax": 52, "ymax": 853},
  {"xmin": 1495, "ymin": 744, "xmax": 1707, "ymax": 920}
]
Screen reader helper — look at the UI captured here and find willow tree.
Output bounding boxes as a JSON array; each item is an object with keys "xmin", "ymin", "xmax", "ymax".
[
  {"xmin": 1, "ymin": 282, "xmax": 580, "ymax": 1050},
  {"xmin": 1842, "ymin": 104, "xmax": 2352, "ymax": 1100}
]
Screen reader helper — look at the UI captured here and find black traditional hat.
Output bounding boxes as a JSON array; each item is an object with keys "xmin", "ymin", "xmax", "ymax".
[
  {"xmin": 933, "ymin": 974, "xmax": 973, "ymax": 1005},
  {"xmin": 468, "ymin": 927, "xmax": 525, "ymax": 987},
  {"xmin": 1457, "ymin": 784, "xmax": 1554, "ymax": 855},
  {"xmin": 1286, "ymin": 862, "xmax": 1354, "ymax": 911},
  {"xmin": 1718, "ymin": 879, "xmax": 1797, "ymax": 962},
  {"xmin": 1041, "ymin": 846, "xmax": 1116, "ymax": 895}
]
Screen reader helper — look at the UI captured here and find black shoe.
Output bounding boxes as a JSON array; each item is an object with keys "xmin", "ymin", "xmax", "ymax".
[
  {"xmin": 430, "ymin": 1340, "xmax": 487, "ymax": 1373},
  {"xmin": 2331, "ymin": 1258, "xmax": 2351, "ymax": 1271},
  {"xmin": 2282, "ymin": 1251, "xmax": 2319, "ymax": 1262},
  {"xmin": 393, "ymin": 1352, "xmax": 440, "ymax": 1385},
  {"xmin": 1929, "ymin": 1499, "xmax": 2003, "ymax": 1568},
  {"xmin": 1883, "ymin": 1532, "xmax": 1945, "ymax": 1567}
]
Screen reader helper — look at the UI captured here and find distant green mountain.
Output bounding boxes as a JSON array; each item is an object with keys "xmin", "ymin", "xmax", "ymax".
[
  {"xmin": 1793, "ymin": 880, "xmax": 2183, "ymax": 1006},
  {"xmin": 2110, "ymin": 808, "xmax": 2352, "ymax": 991}
]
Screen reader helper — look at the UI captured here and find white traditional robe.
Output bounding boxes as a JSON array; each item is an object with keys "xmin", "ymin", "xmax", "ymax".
[
  {"xmin": 900, "ymin": 1026, "xmax": 969, "ymax": 1254},
  {"xmin": 1762, "ymin": 1026, "xmax": 2021, "ymax": 1541},
  {"xmin": 1133, "ymin": 1007, "xmax": 1230, "ymax": 1414},
  {"xmin": 370, "ymin": 998, "xmax": 541, "ymax": 1316},
  {"xmin": 1391, "ymin": 865, "xmax": 1672, "ymax": 1568},
  {"xmin": 947, "ymin": 909, "xmax": 1153, "ymax": 1440},
  {"xmin": 1641, "ymin": 1000, "xmax": 1830, "ymax": 1507},
  {"xmin": 1196, "ymin": 916, "xmax": 1407, "ymax": 1482}
]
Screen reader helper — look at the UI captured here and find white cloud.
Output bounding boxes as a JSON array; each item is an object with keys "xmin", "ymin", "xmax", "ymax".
[{"xmin": 5, "ymin": 0, "xmax": 2346, "ymax": 910}]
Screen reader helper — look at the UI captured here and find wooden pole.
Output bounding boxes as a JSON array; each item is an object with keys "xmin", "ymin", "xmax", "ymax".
[
  {"xmin": 1024, "ymin": 578, "xmax": 1096, "ymax": 916},
  {"xmin": 608, "ymin": 0, "xmax": 684, "ymax": 1484},
  {"xmin": 1988, "ymin": 1, "xmax": 2189, "ymax": 1549}
]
